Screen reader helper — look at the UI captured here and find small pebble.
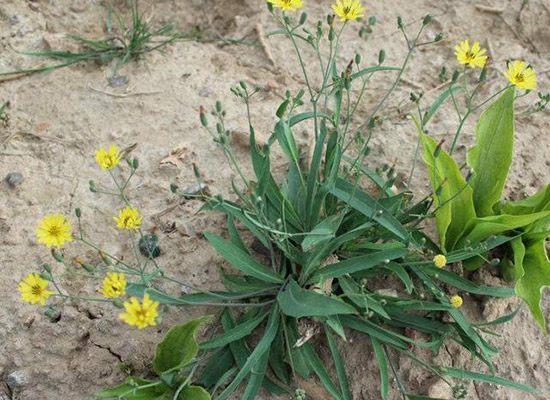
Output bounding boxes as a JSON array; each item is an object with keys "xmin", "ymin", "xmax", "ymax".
[
  {"xmin": 9, "ymin": 15, "xmax": 19, "ymax": 25},
  {"xmin": 6, "ymin": 370, "xmax": 30, "ymax": 390},
  {"xmin": 183, "ymin": 183, "xmax": 209, "ymax": 197},
  {"xmin": 5, "ymin": 172, "xmax": 23, "ymax": 188},
  {"xmin": 108, "ymin": 75, "xmax": 129, "ymax": 88}
]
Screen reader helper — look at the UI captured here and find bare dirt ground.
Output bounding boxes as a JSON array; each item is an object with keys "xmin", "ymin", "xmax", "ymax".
[{"xmin": 0, "ymin": 0, "xmax": 549, "ymax": 399}]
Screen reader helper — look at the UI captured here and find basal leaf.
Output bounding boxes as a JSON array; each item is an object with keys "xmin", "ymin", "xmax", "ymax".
[
  {"xmin": 178, "ymin": 386, "xmax": 211, "ymax": 400},
  {"xmin": 514, "ymin": 238, "xmax": 550, "ymax": 333},
  {"xmin": 153, "ymin": 317, "xmax": 210, "ymax": 375},
  {"xmin": 462, "ymin": 211, "xmax": 550, "ymax": 244},
  {"xmin": 96, "ymin": 377, "xmax": 169, "ymax": 400},
  {"xmin": 467, "ymin": 87, "xmax": 515, "ymax": 217},
  {"xmin": 277, "ymin": 279, "xmax": 356, "ymax": 318},
  {"xmin": 204, "ymin": 232, "xmax": 284, "ymax": 284},
  {"xmin": 200, "ymin": 311, "xmax": 268, "ymax": 350},
  {"xmin": 301, "ymin": 214, "xmax": 343, "ymax": 252},
  {"xmin": 420, "ymin": 131, "xmax": 476, "ymax": 251}
]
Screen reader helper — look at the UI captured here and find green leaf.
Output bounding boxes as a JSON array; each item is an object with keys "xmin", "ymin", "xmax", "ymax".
[
  {"xmin": 277, "ymin": 279, "xmax": 356, "ymax": 318},
  {"xmin": 501, "ymin": 185, "xmax": 550, "ymax": 216},
  {"xmin": 289, "ymin": 111, "xmax": 331, "ymax": 127},
  {"xmin": 301, "ymin": 214, "xmax": 343, "ymax": 252},
  {"xmin": 514, "ymin": 238, "xmax": 550, "ymax": 333},
  {"xmin": 467, "ymin": 87, "xmax": 515, "ymax": 217},
  {"xmin": 420, "ymin": 131, "xmax": 476, "ymax": 251},
  {"xmin": 241, "ymin": 350, "xmax": 270, "ymax": 400},
  {"xmin": 307, "ymin": 248, "xmax": 409, "ymax": 284},
  {"xmin": 217, "ymin": 305, "xmax": 280, "ymax": 400},
  {"xmin": 178, "ymin": 386, "xmax": 211, "ymax": 400},
  {"xmin": 204, "ymin": 232, "xmax": 283, "ymax": 284},
  {"xmin": 341, "ymin": 316, "xmax": 408, "ymax": 350},
  {"xmin": 200, "ymin": 311, "xmax": 268, "ymax": 350},
  {"xmin": 96, "ymin": 377, "xmax": 169, "ymax": 399},
  {"xmin": 198, "ymin": 347, "xmax": 234, "ymax": 390},
  {"xmin": 325, "ymin": 327, "xmax": 352, "ymax": 400},
  {"xmin": 462, "ymin": 211, "xmax": 550, "ymax": 244},
  {"xmin": 274, "ymin": 120, "xmax": 300, "ymax": 163},
  {"xmin": 422, "ymin": 85, "xmax": 465, "ymax": 126},
  {"xmin": 301, "ymin": 341, "xmax": 344, "ymax": 400},
  {"xmin": 441, "ymin": 367, "xmax": 541, "ymax": 395},
  {"xmin": 422, "ymin": 265, "xmax": 514, "ymax": 298},
  {"xmin": 370, "ymin": 338, "xmax": 389, "ymax": 400},
  {"xmin": 329, "ymin": 178, "xmax": 411, "ymax": 242},
  {"xmin": 153, "ymin": 317, "xmax": 209, "ymax": 375}
]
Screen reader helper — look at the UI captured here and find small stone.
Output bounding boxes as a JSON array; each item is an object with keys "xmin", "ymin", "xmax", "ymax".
[
  {"xmin": 182, "ymin": 183, "xmax": 209, "ymax": 197},
  {"xmin": 108, "ymin": 75, "xmax": 129, "ymax": 88},
  {"xmin": 9, "ymin": 15, "xmax": 19, "ymax": 25},
  {"xmin": 6, "ymin": 370, "xmax": 30, "ymax": 390},
  {"xmin": 5, "ymin": 172, "xmax": 23, "ymax": 188}
]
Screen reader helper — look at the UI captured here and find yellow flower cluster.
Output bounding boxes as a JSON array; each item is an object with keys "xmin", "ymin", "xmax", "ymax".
[
  {"xmin": 36, "ymin": 214, "xmax": 73, "ymax": 248},
  {"xmin": 455, "ymin": 40, "xmax": 537, "ymax": 90},
  {"xmin": 269, "ymin": 0, "xmax": 365, "ymax": 22},
  {"xmin": 450, "ymin": 295, "xmax": 463, "ymax": 309},
  {"xmin": 100, "ymin": 272, "xmax": 127, "ymax": 298},
  {"xmin": 119, "ymin": 294, "xmax": 160, "ymax": 329},
  {"xmin": 433, "ymin": 254, "xmax": 447, "ymax": 268},
  {"xmin": 18, "ymin": 273, "xmax": 55, "ymax": 305},
  {"xmin": 114, "ymin": 207, "xmax": 143, "ymax": 230}
]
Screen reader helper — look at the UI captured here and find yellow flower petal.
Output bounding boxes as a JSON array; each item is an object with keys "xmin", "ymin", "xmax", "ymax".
[
  {"xmin": 114, "ymin": 207, "xmax": 142, "ymax": 230},
  {"xmin": 505, "ymin": 60, "xmax": 537, "ymax": 90},
  {"xmin": 119, "ymin": 294, "xmax": 159, "ymax": 329},
  {"xmin": 36, "ymin": 214, "xmax": 73, "ymax": 248},
  {"xmin": 332, "ymin": 0, "xmax": 364, "ymax": 21},
  {"xmin": 268, "ymin": 0, "xmax": 304, "ymax": 11},
  {"xmin": 100, "ymin": 272, "xmax": 127, "ymax": 299},
  {"xmin": 95, "ymin": 145, "xmax": 122, "ymax": 170},
  {"xmin": 454, "ymin": 39, "xmax": 488, "ymax": 69},
  {"xmin": 18, "ymin": 273, "xmax": 55, "ymax": 305}
]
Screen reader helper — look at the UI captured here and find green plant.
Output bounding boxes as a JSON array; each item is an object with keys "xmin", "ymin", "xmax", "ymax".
[
  {"xmin": 97, "ymin": 318, "xmax": 211, "ymax": 400},
  {"xmin": 420, "ymin": 87, "xmax": 550, "ymax": 331},
  {"xmin": 18, "ymin": 2, "xmax": 547, "ymax": 399},
  {"xmin": 0, "ymin": 0, "xmax": 186, "ymax": 79}
]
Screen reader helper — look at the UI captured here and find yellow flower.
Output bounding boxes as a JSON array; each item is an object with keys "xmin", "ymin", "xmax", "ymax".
[
  {"xmin": 332, "ymin": 0, "xmax": 364, "ymax": 22},
  {"xmin": 36, "ymin": 214, "xmax": 73, "ymax": 248},
  {"xmin": 18, "ymin": 273, "xmax": 55, "ymax": 305},
  {"xmin": 454, "ymin": 40, "xmax": 488, "ymax": 69},
  {"xmin": 100, "ymin": 272, "xmax": 126, "ymax": 299},
  {"xmin": 95, "ymin": 145, "xmax": 122, "ymax": 170},
  {"xmin": 114, "ymin": 207, "xmax": 142, "ymax": 230},
  {"xmin": 450, "ymin": 295, "xmax": 463, "ymax": 309},
  {"xmin": 268, "ymin": 0, "xmax": 304, "ymax": 11},
  {"xmin": 119, "ymin": 294, "xmax": 159, "ymax": 329},
  {"xmin": 433, "ymin": 254, "xmax": 447, "ymax": 268},
  {"xmin": 505, "ymin": 60, "xmax": 537, "ymax": 91}
]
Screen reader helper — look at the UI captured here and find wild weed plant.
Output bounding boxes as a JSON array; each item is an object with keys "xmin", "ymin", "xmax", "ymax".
[{"xmin": 17, "ymin": 1, "xmax": 549, "ymax": 399}]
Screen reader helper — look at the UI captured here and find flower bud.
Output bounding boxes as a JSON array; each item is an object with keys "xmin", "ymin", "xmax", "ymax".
[
  {"xmin": 89, "ymin": 180, "xmax": 97, "ymax": 193},
  {"xmin": 170, "ymin": 183, "xmax": 179, "ymax": 194},
  {"xmin": 215, "ymin": 100, "xmax": 223, "ymax": 113},
  {"xmin": 40, "ymin": 271, "xmax": 53, "ymax": 282},
  {"xmin": 42, "ymin": 264, "xmax": 52, "ymax": 273},
  {"xmin": 132, "ymin": 158, "xmax": 139, "ymax": 170},
  {"xmin": 397, "ymin": 16, "xmax": 403, "ymax": 29},
  {"xmin": 422, "ymin": 14, "xmax": 432, "ymax": 25},
  {"xmin": 434, "ymin": 32, "xmax": 444, "ymax": 42},
  {"xmin": 451, "ymin": 70, "xmax": 460, "ymax": 83},
  {"xmin": 199, "ymin": 106, "xmax": 208, "ymax": 127},
  {"xmin": 51, "ymin": 249, "xmax": 64, "ymax": 263},
  {"xmin": 355, "ymin": 53, "xmax": 362, "ymax": 65},
  {"xmin": 299, "ymin": 12, "xmax": 308, "ymax": 25},
  {"xmin": 82, "ymin": 263, "xmax": 96, "ymax": 273},
  {"xmin": 378, "ymin": 49, "xmax": 386, "ymax": 64}
]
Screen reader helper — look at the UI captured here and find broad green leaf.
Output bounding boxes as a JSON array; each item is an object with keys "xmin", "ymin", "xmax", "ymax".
[
  {"xmin": 200, "ymin": 311, "xmax": 268, "ymax": 350},
  {"xmin": 204, "ymin": 232, "xmax": 283, "ymax": 284},
  {"xmin": 462, "ymin": 211, "xmax": 550, "ymax": 244},
  {"xmin": 274, "ymin": 120, "xmax": 300, "ymax": 163},
  {"xmin": 501, "ymin": 185, "xmax": 550, "ymax": 216},
  {"xmin": 178, "ymin": 386, "xmax": 211, "ymax": 400},
  {"xmin": 96, "ymin": 377, "xmax": 168, "ymax": 399},
  {"xmin": 370, "ymin": 337, "xmax": 389, "ymax": 400},
  {"xmin": 277, "ymin": 279, "xmax": 356, "ymax": 318},
  {"xmin": 467, "ymin": 87, "xmax": 515, "ymax": 217},
  {"xmin": 307, "ymin": 247, "xmax": 409, "ymax": 284},
  {"xmin": 153, "ymin": 317, "xmax": 209, "ymax": 375},
  {"xmin": 241, "ymin": 351, "xmax": 270, "ymax": 400},
  {"xmin": 441, "ymin": 367, "xmax": 541, "ymax": 395},
  {"xmin": 420, "ymin": 131, "xmax": 476, "ymax": 251},
  {"xmin": 515, "ymin": 238, "xmax": 550, "ymax": 333},
  {"xmin": 198, "ymin": 346, "xmax": 234, "ymax": 390},
  {"xmin": 329, "ymin": 178, "xmax": 411, "ymax": 241}
]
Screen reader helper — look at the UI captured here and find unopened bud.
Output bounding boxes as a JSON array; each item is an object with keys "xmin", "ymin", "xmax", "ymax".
[
  {"xmin": 89, "ymin": 180, "xmax": 97, "ymax": 193},
  {"xmin": 113, "ymin": 299, "xmax": 124, "ymax": 308},
  {"xmin": 422, "ymin": 14, "xmax": 432, "ymax": 25},
  {"xmin": 199, "ymin": 106, "xmax": 208, "ymax": 127},
  {"xmin": 378, "ymin": 49, "xmax": 385, "ymax": 64},
  {"xmin": 42, "ymin": 264, "xmax": 52, "ymax": 273},
  {"xmin": 299, "ymin": 12, "xmax": 308, "ymax": 25},
  {"xmin": 397, "ymin": 16, "xmax": 403, "ymax": 29},
  {"xmin": 75, "ymin": 208, "xmax": 81, "ymax": 218},
  {"xmin": 215, "ymin": 100, "xmax": 223, "ymax": 113},
  {"xmin": 51, "ymin": 249, "xmax": 64, "ymax": 263}
]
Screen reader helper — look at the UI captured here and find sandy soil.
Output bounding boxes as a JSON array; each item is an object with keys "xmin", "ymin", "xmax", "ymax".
[{"xmin": 0, "ymin": 0, "xmax": 549, "ymax": 399}]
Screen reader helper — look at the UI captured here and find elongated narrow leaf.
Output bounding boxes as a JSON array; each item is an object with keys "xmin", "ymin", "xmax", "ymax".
[
  {"xmin": 200, "ymin": 312, "xmax": 268, "ymax": 350},
  {"xmin": 420, "ymin": 132, "xmax": 476, "ymax": 251},
  {"xmin": 179, "ymin": 386, "xmax": 211, "ymax": 400},
  {"xmin": 217, "ymin": 305, "xmax": 280, "ymax": 400},
  {"xmin": 330, "ymin": 178, "xmax": 411, "ymax": 241},
  {"xmin": 289, "ymin": 111, "xmax": 331, "ymax": 127},
  {"xmin": 204, "ymin": 232, "xmax": 283, "ymax": 284},
  {"xmin": 422, "ymin": 85, "xmax": 465, "ymax": 125},
  {"xmin": 467, "ymin": 87, "xmax": 515, "ymax": 217},
  {"xmin": 274, "ymin": 120, "xmax": 300, "ymax": 163},
  {"xmin": 301, "ymin": 214, "xmax": 343, "ymax": 252},
  {"xmin": 441, "ymin": 367, "xmax": 541, "ymax": 395},
  {"xmin": 370, "ymin": 338, "xmax": 389, "ymax": 400},
  {"xmin": 325, "ymin": 327, "xmax": 352, "ymax": 400},
  {"xmin": 308, "ymin": 248, "xmax": 409, "ymax": 284},
  {"xmin": 301, "ymin": 341, "xmax": 344, "ymax": 400},
  {"xmin": 422, "ymin": 265, "xmax": 514, "ymax": 298},
  {"xmin": 501, "ymin": 185, "xmax": 550, "ymax": 216},
  {"xmin": 96, "ymin": 377, "xmax": 169, "ymax": 399},
  {"xmin": 515, "ymin": 238, "xmax": 550, "ymax": 333},
  {"xmin": 241, "ymin": 350, "xmax": 270, "ymax": 400},
  {"xmin": 278, "ymin": 280, "xmax": 356, "ymax": 318},
  {"xmin": 341, "ymin": 316, "xmax": 408, "ymax": 350}
]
